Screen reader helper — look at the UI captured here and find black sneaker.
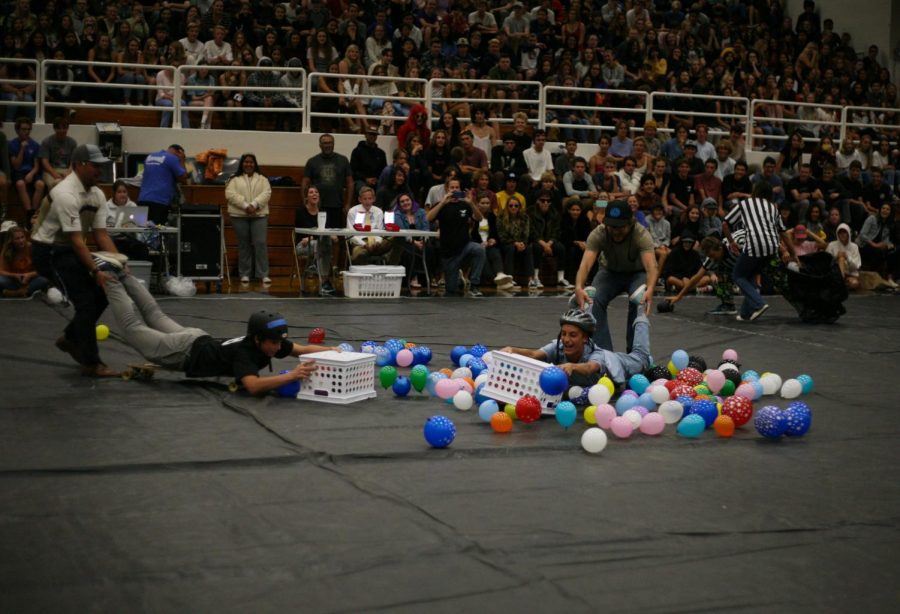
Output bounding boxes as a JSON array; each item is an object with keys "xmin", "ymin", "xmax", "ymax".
[
  {"xmin": 708, "ymin": 303, "xmax": 737, "ymax": 316},
  {"xmin": 319, "ymin": 281, "xmax": 336, "ymax": 296},
  {"xmin": 467, "ymin": 288, "xmax": 484, "ymax": 297}
]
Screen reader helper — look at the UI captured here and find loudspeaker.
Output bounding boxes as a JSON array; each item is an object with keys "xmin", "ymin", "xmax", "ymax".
[{"xmin": 179, "ymin": 212, "xmax": 222, "ymax": 279}]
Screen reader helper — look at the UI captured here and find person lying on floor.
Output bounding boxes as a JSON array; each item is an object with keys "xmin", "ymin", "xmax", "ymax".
[
  {"xmin": 499, "ymin": 307, "xmax": 653, "ymax": 390},
  {"xmin": 95, "ymin": 260, "xmax": 334, "ymax": 394}
]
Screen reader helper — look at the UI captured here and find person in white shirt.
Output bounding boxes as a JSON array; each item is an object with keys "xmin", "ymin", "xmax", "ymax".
[
  {"xmin": 178, "ymin": 22, "xmax": 205, "ymax": 65},
  {"xmin": 617, "ymin": 156, "xmax": 643, "ymax": 194},
  {"xmin": 826, "ymin": 222, "xmax": 861, "ymax": 290},
  {"xmin": 468, "ymin": 0, "xmax": 498, "ymax": 35},
  {"xmin": 202, "ymin": 25, "xmax": 233, "ymax": 66},
  {"xmin": 523, "ymin": 130, "xmax": 553, "ymax": 190},
  {"xmin": 346, "ymin": 186, "xmax": 393, "ymax": 264},
  {"xmin": 693, "ymin": 124, "xmax": 717, "ymax": 162}
]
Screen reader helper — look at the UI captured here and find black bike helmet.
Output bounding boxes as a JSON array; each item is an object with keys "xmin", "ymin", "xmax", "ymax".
[
  {"xmin": 559, "ymin": 309, "xmax": 596, "ymax": 336},
  {"xmin": 246, "ymin": 310, "xmax": 289, "ymax": 341}
]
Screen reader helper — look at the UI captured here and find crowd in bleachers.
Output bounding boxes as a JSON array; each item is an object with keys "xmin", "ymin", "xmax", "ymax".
[{"xmin": 1, "ymin": 0, "xmax": 899, "ymax": 295}]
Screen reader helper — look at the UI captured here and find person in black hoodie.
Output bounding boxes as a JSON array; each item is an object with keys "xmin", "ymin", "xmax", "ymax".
[
  {"xmin": 662, "ymin": 231, "xmax": 710, "ymax": 293},
  {"xmin": 490, "ymin": 133, "xmax": 528, "ymax": 190},
  {"xmin": 350, "ymin": 127, "xmax": 387, "ymax": 196},
  {"xmin": 530, "ymin": 190, "xmax": 570, "ymax": 287},
  {"xmin": 560, "ymin": 195, "xmax": 592, "ymax": 284}
]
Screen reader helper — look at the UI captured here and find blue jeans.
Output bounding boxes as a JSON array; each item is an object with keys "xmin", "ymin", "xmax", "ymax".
[
  {"xmin": 0, "ymin": 274, "xmax": 48, "ymax": 295},
  {"xmin": 2, "ymin": 92, "xmax": 35, "ymax": 121},
  {"xmin": 442, "ymin": 241, "xmax": 485, "ymax": 294},
  {"xmin": 156, "ymin": 98, "xmax": 189, "ymax": 127},
  {"xmin": 590, "ymin": 268, "xmax": 646, "ymax": 353},
  {"xmin": 733, "ymin": 251, "xmax": 769, "ymax": 318}
]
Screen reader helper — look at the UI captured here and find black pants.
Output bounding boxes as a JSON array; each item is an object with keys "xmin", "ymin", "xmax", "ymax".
[
  {"xmin": 32, "ymin": 242, "xmax": 108, "ymax": 367},
  {"xmin": 140, "ymin": 202, "xmax": 171, "ymax": 226}
]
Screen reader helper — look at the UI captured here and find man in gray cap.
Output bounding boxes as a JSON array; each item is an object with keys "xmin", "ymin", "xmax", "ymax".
[{"xmin": 31, "ymin": 144, "xmax": 124, "ymax": 377}]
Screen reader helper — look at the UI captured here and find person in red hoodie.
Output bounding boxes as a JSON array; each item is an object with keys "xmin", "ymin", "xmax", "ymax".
[{"xmin": 397, "ymin": 104, "xmax": 431, "ymax": 152}]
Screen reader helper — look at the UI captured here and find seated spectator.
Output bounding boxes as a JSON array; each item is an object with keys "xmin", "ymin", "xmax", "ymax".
[
  {"xmin": 470, "ymin": 171, "xmax": 498, "ymax": 212},
  {"xmin": 786, "ymin": 163, "xmax": 825, "ymax": 222},
  {"xmin": 646, "ymin": 202, "xmax": 671, "ymax": 274},
  {"xmin": 522, "ymin": 130, "xmax": 553, "ymax": 190},
  {"xmin": 530, "ymin": 171, "xmax": 563, "ymax": 212},
  {"xmin": 873, "ymin": 139, "xmax": 898, "ymax": 192},
  {"xmin": 425, "ymin": 178, "xmax": 486, "ymax": 297},
  {"xmin": 784, "ymin": 224, "xmax": 825, "ymax": 260},
  {"xmin": 617, "ymin": 156, "xmax": 642, "ymax": 195},
  {"xmin": 608, "ymin": 121, "xmax": 634, "ymax": 161},
  {"xmin": 1, "ymin": 56, "xmax": 37, "ymax": 122},
  {"xmin": 339, "ymin": 53, "xmax": 370, "ymax": 134},
  {"xmin": 778, "ymin": 201, "xmax": 798, "ymax": 231},
  {"xmin": 497, "ymin": 172, "xmax": 527, "ymax": 212},
  {"xmin": 0, "ymin": 225, "xmax": 48, "ymax": 298},
  {"xmin": 626, "ymin": 194, "xmax": 649, "ymax": 228},
  {"xmin": 498, "ymin": 196, "xmax": 533, "ymax": 286},
  {"xmin": 826, "ymin": 223, "xmax": 861, "ymax": 290},
  {"xmin": 835, "ymin": 137, "xmax": 862, "ymax": 173},
  {"xmin": 642, "ymin": 119, "xmax": 663, "ymax": 158},
  {"xmin": 751, "ymin": 156, "xmax": 786, "ymax": 205},
  {"xmin": 776, "ymin": 130, "xmax": 806, "ymax": 182},
  {"xmin": 699, "ymin": 198, "xmax": 723, "ymax": 238},
  {"xmin": 155, "ymin": 62, "xmax": 190, "ymax": 128},
  {"xmin": 862, "ymin": 167, "xmax": 894, "ymax": 216},
  {"xmin": 226, "ymin": 153, "xmax": 272, "ymax": 285},
  {"xmin": 632, "ymin": 137, "xmax": 655, "ymax": 176},
  {"xmin": 186, "ymin": 62, "xmax": 216, "ymax": 129},
  {"xmin": 836, "ymin": 161, "xmax": 868, "ymax": 230},
  {"xmin": 636, "ymin": 174, "xmax": 662, "ymax": 212},
  {"xmin": 203, "ymin": 25, "xmax": 233, "ymax": 66},
  {"xmin": 662, "ymin": 231, "xmax": 710, "ymax": 294},
  {"xmin": 280, "ymin": 58, "xmax": 306, "ymax": 131},
  {"xmin": 393, "ymin": 192, "xmax": 435, "ymax": 289},
  {"xmin": 219, "ymin": 59, "xmax": 246, "ymax": 130},
  {"xmin": 367, "ymin": 63, "xmax": 401, "ymax": 116},
  {"xmin": 244, "ymin": 57, "xmax": 292, "ymax": 131},
  {"xmin": 672, "ymin": 205, "xmax": 702, "ymax": 246},
  {"xmin": 857, "ymin": 203, "xmax": 898, "ymax": 286},
  {"xmin": 589, "ymin": 134, "xmax": 613, "ymax": 175},
  {"xmin": 804, "ymin": 202, "xmax": 827, "ymax": 239},
  {"xmin": 695, "ymin": 158, "xmax": 722, "ymax": 209},
  {"xmin": 595, "ymin": 160, "xmax": 626, "ymax": 202},
  {"xmin": 490, "ymin": 134, "xmax": 528, "ymax": 190},
  {"xmin": 115, "ymin": 36, "xmax": 146, "ymax": 105},
  {"xmin": 471, "ymin": 192, "xmax": 511, "ymax": 289},
  {"xmin": 105, "ymin": 180, "xmax": 150, "ymax": 262},
  {"xmin": 713, "ymin": 140, "xmax": 736, "ymax": 181},
  {"xmin": 397, "ymin": 105, "xmax": 431, "ymax": 154},
  {"xmin": 38, "ymin": 117, "xmax": 77, "ymax": 192},
  {"xmin": 553, "ymin": 138, "xmax": 580, "ymax": 177},
  {"xmin": 86, "ymin": 34, "xmax": 116, "ymax": 103},
  {"xmin": 560, "ymin": 196, "xmax": 592, "ymax": 284},
  {"xmin": 295, "ymin": 185, "xmax": 337, "ymax": 296},
  {"xmin": 346, "ymin": 186, "xmax": 393, "ymax": 265},
  {"xmin": 458, "ymin": 130, "xmax": 489, "ymax": 184},
  {"xmin": 563, "ymin": 156, "xmax": 600, "ymax": 207},
  {"xmin": 660, "ymin": 124, "xmax": 689, "ymax": 163},
  {"xmin": 810, "ymin": 136, "xmax": 837, "ymax": 179},
  {"xmin": 664, "ymin": 158, "xmax": 695, "ymax": 216},
  {"xmin": 530, "ymin": 191, "xmax": 569, "ymax": 288},
  {"xmin": 425, "ymin": 130, "xmax": 452, "ymax": 188},
  {"xmin": 818, "ymin": 165, "xmax": 845, "ymax": 218},
  {"xmin": 693, "ymin": 124, "xmax": 716, "ymax": 162},
  {"xmin": 681, "ymin": 141, "xmax": 704, "ymax": 176},
  {"xmin": 8, "ymin": 118, "xmax": 44, "ymax": 231},
  {"xmin": 375, "ymin": 166, "xmax": 412, "ymax": 211},
  {"xmin": 464, "ymin": 108, "xmax": 497, "ymax": 162}
]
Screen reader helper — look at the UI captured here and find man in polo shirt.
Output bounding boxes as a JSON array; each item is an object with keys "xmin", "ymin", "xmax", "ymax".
[
  {"xmin": 137, "ymin": 144, "xmax": 188, "ymax": 225},
  {"xmin": 573, "ymin": 201, "xmax": 658, "ymax": 352}
]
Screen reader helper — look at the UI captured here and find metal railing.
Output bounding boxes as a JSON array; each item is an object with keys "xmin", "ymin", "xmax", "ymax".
[
  {"xmin": 748, "ymin": 97, "xmax": 843, "ymax": 150},
  {"xmin": 426, "ymin": 77, "xmax": 543, "ymax": 127},
  {"xmin": 649, "ymin": 91, "xmax": 751, "ymax": 138},
  {"xmin": 841, "ymin": 105, "xmax": 900, "ymax": 142},
  {"xmin": 543, "ymin": 86, "xmax": 649, "ymax": 137},
  {"xmin": 0, "ymin": 58, "xmax": 40, "ymax": 120},
  {"xmin": 304, "ymin": 72, "xmax": 426, "ymax": 133}
]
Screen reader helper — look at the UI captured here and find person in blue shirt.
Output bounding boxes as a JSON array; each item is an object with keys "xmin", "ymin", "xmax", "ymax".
[
  {"xmin": 137, "ymin": 144, "xmax": 188, "ymax": 225},
  {"xmin": 500, "ymin": 308, "xmax": 653, "ymax": 389},
  {"xmin": 8, "ymin": 118, "xmax": 45, "ymax": 230}
]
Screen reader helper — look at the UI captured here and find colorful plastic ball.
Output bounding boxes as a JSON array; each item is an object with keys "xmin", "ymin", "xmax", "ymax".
[
  {"xmin": 473, "ymin": 383, "xmax": 489, "ymax": 405},
  {"xmin": 677, "ymin": 367, "xmax": 703, "ymax": 386},
  {"xmin": 418, "ymin": 346, "xmax": 433, "ymax": 365},
  {"xmin": 504, "ymin": 403, "xmax": 517, "ymax": 421},
  {"xmin": 784, "ymin": 402, "xmax": 812, "ymax": 436},
  {"xmin": 450, "ymin": 345, "xmax": 469, "ymax": 366},
  {"xmin": 435, "ymin": 378, "xmax": 459, "ymax": 400},
  {"xmin": 395, "ymin": 349, "xmax": 414, "ymax": 367},
  {"xmin": 722, "ymin": 395, "xmax": 753, "ymax": 427},
  {"xmin": 384, "ymin": 339, "xmax": 404, "ymax": 357},
  {"xmin": 797, "ymin": 374, "xmax": 814, "ymax": 394},
  {"xmin": 754, "ymin": 406, "xmax": 787, "ymax": 439},
  {"xmin": 588, "ymin": 384, "xmax": 612, "ymax": 406},
  {"xmin": 410, "ymin": 365, "xmax": 429, "ymax": 393},
  {"xmin": 677, "ymin": 414, "xmax": 706, "ymax": 438},
  {"xmin": 735, "ymin": 383, "xmax": 757, "ymax": 400},
  {"xmin": 374, "ymin": 346, "xmax": 392, "ymax": 367},
  {"xmin": 361, "ymin": 344, "xmax": 376, "ymax": 354},
  {"xmin": 637, "ymin": 392, "xmax": 656, "ymax": 409},
  {"xmin": 392, "ymin": 375, "xmax": 412, "ymax": 397},
  {"xmin": 469, "ymin": 344, "xmax": 488, "ymax": 358},
  {"xmin": 615, "ymin": 394, "xmax": 638, "ymax": 415},
  {"xmin": 474, "ymin": 372, "xmax": 489, "ymax": 387},
  {"xmin": 595, "ymin": 404, "xmax": 617, "ymax": 429},
  {"xmin": 750, "ymin": 381, "xmax": 764, "ymax": 400},
  {"xmin": 718, "ymin": 361, "xmax": 739, "ymax": 373},
  {"xmin": 458, "ymin": 353, "xmax": 474, "ymax": 368},
  {"xmin": 670, "ymin": 384, "xmax": 696, "ymax": 400},
  {"xmin": 659, "ymin": 400, "xmax": 685, "ymax": 424},
  {"xmin": 780, "ymin": 378, "xmax": 803, "ymax": 399},
  {"xmin": 722, "ymin": 348, "xmax": 739, "ymax": 362},
  {"xmin": 671, "ymin": 349, "xmax": 690, "ymax": 371},
  {"xmin": 676, "ymin": 395, "xmax": 693, "ymax": 412},
  {"xmin": 96, "ymin": 324, "xmax": 110, "ymax": 341},
  {"xmin": 555, "ymin": 401, "xmax": 577, "ymax": 429},
  {"xmin": 610, "ymin": 416, "xmax": 634, "ymax": 439},
  {"xmin": 581, "ymin": 428, "xmax": 608, "ymax": 454},
  {"xmin": 478, "ymin": 399, "xmax": 499, "ymax": 422},
  {"xmin": 597, "ymin": 376, "xmax": 615, "ymax": 396},
  {"xmin": 451, "ymin": 367, "xmax": 472, "ymax": 380},
  {"xmin": 620, "ymin": 389, "xmax": 638, "ymax": 399},
  {"xmin": 569, "ymin": 385, "xmax": 583, "ymax": 399},
  {"xmin": 713, "ymin": 415, "xmax": 735, "ymax": 437},
  {"xmin": 649, "ymin": 384, "xmax": 670, "ymax": 405},
  {"xmin": 515, "ymin": 395, "xmax": 542, "ymax": 423},
  {"xmin": 453, "ymin": 389, "xmax": 474, "ymax": 411},
  {"xmin": 467, "ymin": 358, "xmax": 487, "ymax": 378},
  {"xmin": 424, "ymin": 415, "xmax": 456, "ymax": 448},
  {"xmin": 639, "ymin": 412, "xmax": 666, "ymax": 436},
  {"xmin": 337, "ymin": 342, "xmax": 354, "ymax": 352},
  {"xmin": 307, "ymin": 327, "xmax": 326, "ymax": 344},
  {"xmin": 705, "ymin": 369, "xmax": 726, "ymax": 393},
  {"xmin": 720, "ymin": 380, "xmax": 736, "ymax": 397},
  {"xmin": 379, "ymin": 366, "xmax": 398, "ymax": 389},
  {"xmin": 539, "ymin": 366, "xmax": 569, "ymax": 396},
  {"xmin": 583, "ymin": 405, "xmax": 597, "ymax": 425},
  {"xmin": 687, "ymin": 355, "xmax": 707, "ymax": 372},
  {"xmin": 275, "ymin": 371, "xmax": 300, "ymax": 398},
  {"xmin": 646, "ymin": 365, "xmax": 671, "ymax": 381},
  {"xmin": 741, "ymin": 369, "xmax": 760, "ymax": 382},
  {"xmin": 689, "ymin": 399, "xmax": 718, "ymax": 428},
  {"xmin": 628, "ymin": 374, "xmax": 650, "ymax": 395},
  {"xmin": 622, "ymin": 409, "xmax": 643, "ymax": 429},
  {"xmin": 759, "ymin": 373, "xmax": 782, "ymax": 396},
  {"xmin": 667, "ymin": 360, "xmax": 678, "ymax": 377},
  {"xmin": 632, "ymin": 405, "xmax": 650, "ymax": 419},
  {"xmin": 490, "ymin": 411, "xmax": 513, "ymax": 433}
]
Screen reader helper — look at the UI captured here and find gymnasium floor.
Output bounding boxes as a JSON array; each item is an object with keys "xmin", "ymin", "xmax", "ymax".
[{"xmin": 1, "ymin": 293, "xmax": 898, "ymax": 613}]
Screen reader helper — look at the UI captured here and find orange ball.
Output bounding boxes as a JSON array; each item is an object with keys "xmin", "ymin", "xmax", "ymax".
[
  {"xmin": 463, "ymin": 376, "xmax": 475, "ymax": 390},
  {"xmin": 490, "ymin": 411, "xmax": 513, "ymax": 433},
  {"xmin": 439, "ymin": 368, "xmax": 453, "ymax": 377},
  {"xmin": 405, "ymin": 342, "xmax": 416, "ymax": 349},
  {"xmin": 713, "ymin": 414, "xmax": 735, "ymax": 438}
]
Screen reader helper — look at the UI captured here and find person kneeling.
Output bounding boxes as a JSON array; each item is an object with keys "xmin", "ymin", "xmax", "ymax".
[{"xmin": 500, "ymin": 307, "xmax": 653, "ymax": 390}]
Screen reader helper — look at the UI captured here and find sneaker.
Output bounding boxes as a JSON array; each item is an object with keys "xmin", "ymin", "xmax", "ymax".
[
  {"xmin": 240, "ymin": 276, "xmax": 250, "ymax": 284},
  {"xmin": 529, "ymin": 278, "xmax": 543, "ymax": 289},
  {"xmin": 749, "ymin": 303, "xmax": 769, "ymax": 321},
  {"xmin": 735, "ymin": 314, "xmax": 748, "ymax": 322},
  {"xmin": 708, "ymin": 303, "xmax": 738, "ymax": 316},
  {"xmin": 558, "ymin": 278, "xmax": 574, "ymax": 289},
  {"xmin": 467, "ymin": 288, "xmax": 484, "ymax": 297},
  {"xmin": 629, "ymin": 283, "xmax": 647, "ymax": 305},
  {"xmin": 262, "ymin": 277, "xmax": 272, "ymax": 285},
  {"xmin": 92, "ymin": 251, "xmax": 126, "ymax": 275},
  {"xmin": 409, "ymin": 278, "xmax": 421, "ymax": 288},
  {"xmin": 498, "ymin": 280, "xmax": 517, "ymax": 291},
  {"xmin": 319, "ymin": 281, "xmax": 336, "ymax": 296},
  {"xmin": 493, "ymin": 272, "xmax": 513, "ymax": 286}
]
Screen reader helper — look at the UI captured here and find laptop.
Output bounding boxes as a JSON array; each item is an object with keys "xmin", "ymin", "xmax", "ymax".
[{"xmin": 115, "ymin": 206, "xmax": 150, "ymax": 228}]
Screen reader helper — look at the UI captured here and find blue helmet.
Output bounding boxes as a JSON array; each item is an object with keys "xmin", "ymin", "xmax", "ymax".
[{"xmin": 246, "ymin": 310, "xmax": 289, "ymax": 341}]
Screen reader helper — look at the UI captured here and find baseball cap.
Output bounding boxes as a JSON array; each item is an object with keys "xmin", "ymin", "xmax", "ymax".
[
  {"xmin": 72, "ymin": 144, "xmax": 110, "ymax": 164},
  {"xmin": 684, "ymin": 140, "xmax": 698, "ymax": 150},
  {"xmin": 644, "ymin": 119, "xmax": 657, "ymax": 129},
  {"xmin": 680, "ymin": 229, "xmax": 696, "ymax": 244},
  {"xmin": 702, "ymin": 197, "xmax": 718, "ymax": 209},
  {"xmin": 456, "ymin": 37, "xmax": 469, "ymax": 47},
  {"xmin": 793, "ymin": 224, "xmax": 808, "ymax": 239},
  {"xmin": 365, "ymin": 125, "xmax": 379, "ymax": 134},
  {"xmin": 506, "ymin": 171, "xmax": 517, "ymax": 181},
  {"xmin": 604, "ymin": 201, "xmax": 633, "ymax": 227}
]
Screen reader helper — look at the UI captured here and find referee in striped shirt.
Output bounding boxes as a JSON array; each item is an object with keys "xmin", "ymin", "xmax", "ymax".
[{"xmin": 723, "ymin": 182, "xmax": 797, "ymax": 322}]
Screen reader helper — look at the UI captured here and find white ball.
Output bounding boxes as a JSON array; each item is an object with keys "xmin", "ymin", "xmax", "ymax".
[
  {"xmin": 452, "ymin": 390, "xmax": 474, "ymax": 410},
  {"xmin": 658, "ymin": 400, "xmax": 685, "ymax": 424},
  {"xmin": 588, "ymin": 384, "xmax": 611, "ymax": 406},
  {"xmin": 649, "ymin": 384, "xmax": 670, "ymax": 405},
  {"xmin": 718, "ymin": 362, "xmax": 739, "ymax": 373},
  {"xmin": 569, "ymin": 385, "xmax": 584, "ymax": 400},
  {"xmin": 46, "ymin": 287, "xmax": 64, "ymax": 304},
  {"xmin": 760, "ymin": 373, "xmax": 782, "ymax": 396},
  {"xmin": 581, "ymin": 427, "xmax": 608, "ymax": 454},
  {"xmin": 474, "ymin": 373, "xmax": 489, "ymax": 387},
  {"xmin": 781, "ymin": 378, "xmax": 802, "ymax": 399},
  {"xmin": 481, "ymin": 351, "xmax": 494, "ymax": 365},
  {"xmin": 622, "ymin": 409, "xmax": 643, "ymax": 429},
  {"xmin": 451, "ymin": 367, "xmax": 472, "ymax": 380}
]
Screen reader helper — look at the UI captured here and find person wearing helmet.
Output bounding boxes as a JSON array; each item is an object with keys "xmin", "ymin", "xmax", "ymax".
[
  {"xmin": 499, "ymin": 307, "xmax": 653, "ymax": 388},
  {"xmin": 94, "ymin": 273, "xmax": 334, "ymax": 394}
]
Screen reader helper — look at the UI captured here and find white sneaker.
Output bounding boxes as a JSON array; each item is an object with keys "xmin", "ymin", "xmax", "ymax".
[
  {"xmin": 240, "ymin": 276, "xmax": 250, "ymax": 284},
  {"xmin": 558, "ymin": 277, "xmax": 574, "ymax": 288},
  {"xmin": 262, "ymin": 277, "xmax": 272, "ymax": 285},
  {"xmin": 493, "ymin": 272, "xmax": 513, "ymax": 285},
  {"xmin": 528, "ymin": 278, "xmax": 543, "ymax": 289},
  {"xmin": 629, "ymin": 283, "xmax": 647, "ymax": 305}
]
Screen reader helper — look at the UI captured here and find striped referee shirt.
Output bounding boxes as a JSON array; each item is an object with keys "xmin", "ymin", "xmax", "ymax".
[
  {"xmin": 724, "ymin": 198, "xmax": 784, "ymax": 257},
  {"xmin": 702, "ymin": 228, "xmax": 746, "ymax": 272}
]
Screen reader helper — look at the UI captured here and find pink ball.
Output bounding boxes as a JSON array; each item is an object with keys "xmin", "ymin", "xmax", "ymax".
[
  {"xmin": 595, "ymin": 404, "xmax": 617, "ymax": 429},
  {"xmin": 435, "ymin": 378, "xmax": 458, "ymax": 400},
  {"xmin": 706, "ymin": 369, "xmax": 726, "ymax": 393},
  {"xmin": 610, "ymin": 416, "xmax": 634, "ymax": 438},
  {"xmin": 456, "ymin": 378, "xmax": 473, "ymax": 394},
  {"xmin": 735, "ymin": 383, "xmax": 756, "ymax": 400},
  {"xmin": 722, "ymin": 348, "xmax": 739, "ymax": 362},
  {"xmin": 639, "ymin": 412, "xmax": 666, "ymax": 436},
  {"xmin": 396, "ymin": 349, "xmax": 414, "ymax": 367}
]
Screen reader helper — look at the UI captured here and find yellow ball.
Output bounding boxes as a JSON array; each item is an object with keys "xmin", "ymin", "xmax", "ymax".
[
  {"xmin": 583, "ymin": 405, "xmax": 597, "ymax": 425},
  {"xmin": 504, "ymin": 403, "xmax": 517, "ymax": 420},
  {"xmin": 96, "ymin": 324, "xmax": 110, "ymax": 341},
  {"xmin": 598, "ymin": 376, "xmax": 615, "ymax": 396},
  {"xmin": 667, "ymin": 360, "xmax": 678, "ymax": 377}
]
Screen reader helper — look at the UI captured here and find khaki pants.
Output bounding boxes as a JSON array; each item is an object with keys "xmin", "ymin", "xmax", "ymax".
[{"xmin": 43, "ymin": 169, "xmax": 70, "ymax": 191}]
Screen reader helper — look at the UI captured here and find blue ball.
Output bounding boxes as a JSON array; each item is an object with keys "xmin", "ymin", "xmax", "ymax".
[
  {"xmin": 742, "ymin": 369, "xmax": 760, "ymax": 382},
  {"xmin": 478, "ymin": 399, "xmax": 499, "ymax": 422},
  {"xmin": 677, "ymin": 414, "xmax": 706, "ymax": 438},
  {"xmin": 424, "ymin": 415, "xmax": 456, "ymax": 448},
  {"xmin": 569, "ymin": 388, "xmax": 590, "ymax": 405},
  {"xmin": 671, "ymin": 349, "xmax": 690, "ymax": 371},
  {"xmin": 468, "ymin": 357, "xmax": 487, "ymax": 378},
  {"xmin": 755, "ymin": 406, "xmax": 788, "ymax": 439},
  {"xmin": 374, "ymin": 346, "xmax": 392, "ymax": 367},
  {"xmin": 338, "ymin": 342, "xmax": 354, "ymax": 352},
  {"xmin": 785, "ymin": 401, "xmax": 812, "ymax": 436},
  {"xmin": 797, "ymin": 374, "xmax": 814, "ymax": 394},
  {"xmin": 474, "ymin": 382, "xmax": 490, "ymax": 405},
  {"xmin": 459, "ymin": 353, "xmax": 474, "ymax": 368},
  {"xmin": 555, "ymin": 401, "xmax": 577, "ymax": 428},
  {"xmin": 276, "ymin": 370, "xmax": 300, "ymax": 398},
  {"xmin": 637, "ymin": 392, "xmax": 656, "ymax": 409},
  {"xmin": 418, "ymin": 346, "xmax": 433, "ymax": 365},
  {"xmin": 385, "ymin": 339, "xmax": 404, "ymax": 358},
  {"xmin": 615, "ymin": 394, "xmax": 638, "ymax": 415},
  {"xmin": 539, "ymin": 366, "xmax": 568, "ymax": 396},
  {"xmin": 675, "ymin": 395, "xmax": 693, "ymax": 413},
  {"xmin": 689, "ymin": 399, "xmax": 718, "ymax": 427},
  {"xmin": 450, "ymin": 345, "xmax": 469, "ymax": 366},
  {"xmin": 392, "ymin": 375, "xmax": 412, "ymax": 397},
  {"xmin": 361, "ymin": 340, "xmax": 377, "ymax": 349},
  {"xmin": 629, "ymin": 374, "xmax": 650, "ymax": 395},
  {"xmin": 470, "ymin": 344, "xmax": 489, "ymax": 358}
]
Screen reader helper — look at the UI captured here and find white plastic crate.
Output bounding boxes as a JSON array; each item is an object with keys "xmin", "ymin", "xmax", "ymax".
[
  {"xmin": 296, "ymin": 350, "xmax": 377, "ymax": 404},
  {"xmin": 342, "ymin": 265, "xmax": 405, "ymax": 298},
  {"xmin": 482, "ymin": 351, "xmax": 562, "ymax": 415}
]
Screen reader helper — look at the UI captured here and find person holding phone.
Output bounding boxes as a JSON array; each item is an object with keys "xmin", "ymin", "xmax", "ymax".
[{"xmin": 426, "ymin": 178, "xmax": 486, "ymax": 297}]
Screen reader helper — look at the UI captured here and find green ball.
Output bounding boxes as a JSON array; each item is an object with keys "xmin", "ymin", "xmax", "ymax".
[{"xmin": 720, "ymin": 379, "xmax": 736, "ymax": 397}]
